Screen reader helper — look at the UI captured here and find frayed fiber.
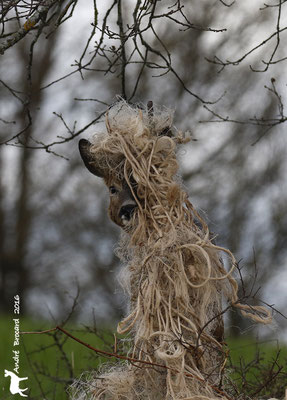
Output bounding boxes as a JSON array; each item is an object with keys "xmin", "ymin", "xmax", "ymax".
[{"xmin": 72, "ymin": 101, "xmax": 272, "ymax": 400}]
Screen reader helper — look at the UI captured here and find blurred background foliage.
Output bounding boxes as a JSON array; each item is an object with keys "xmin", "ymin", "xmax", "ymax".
[{"xmin": 0, "ymin": 0, "xmax": 286, "ymax": 341}]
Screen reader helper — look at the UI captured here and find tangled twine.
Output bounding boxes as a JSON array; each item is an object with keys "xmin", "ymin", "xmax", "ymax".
[{"xmin": 71, "ymin": 101, "xmax": 272, "ymax": 400}]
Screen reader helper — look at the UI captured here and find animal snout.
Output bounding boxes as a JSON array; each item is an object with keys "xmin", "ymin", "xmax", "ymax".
[{"xmin": 119, "ymin": 203, "xmax": 137, "ymax": 225}]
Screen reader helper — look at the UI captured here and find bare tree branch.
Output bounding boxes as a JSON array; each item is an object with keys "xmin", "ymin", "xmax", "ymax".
[{"xmin": 0, "ymin": 0, "xmax": 59, "ymax": 55}]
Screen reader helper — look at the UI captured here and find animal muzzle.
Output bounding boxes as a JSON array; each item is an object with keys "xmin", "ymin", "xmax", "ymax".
[{"xmin": 119, "ymin": 203, "xmax": 137, "ymax": 225}]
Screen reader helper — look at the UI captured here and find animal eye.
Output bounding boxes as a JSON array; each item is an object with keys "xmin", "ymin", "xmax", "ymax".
[{"xmin": 109, "ymin": 186, "xmax": 118, "ymax": 194}]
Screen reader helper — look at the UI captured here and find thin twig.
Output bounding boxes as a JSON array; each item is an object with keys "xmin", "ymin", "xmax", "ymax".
[{"xmin": 21, "ymin": 325, "xmax": 234, "ymax": 400}]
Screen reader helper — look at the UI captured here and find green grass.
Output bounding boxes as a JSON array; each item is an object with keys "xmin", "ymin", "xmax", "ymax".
[
  {"xmin": 1, "ymin": 315, "xmax": 286, "ymax": 399},
  {"xmin": 227, "ymin": 336, "xmax": 287, "ymax": 362},
  {"xmin": 1, "ymin": 315, "xmax": 116, "ymax": 399},
  {"xmin": 226, "ymin": 336, "xmax": 287, "ymax": 398}
]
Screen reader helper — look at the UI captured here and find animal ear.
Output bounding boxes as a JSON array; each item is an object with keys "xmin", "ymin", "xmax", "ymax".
[{"xmin": 79, "ymin": 139, "xmax": 105, "ymax": 178}]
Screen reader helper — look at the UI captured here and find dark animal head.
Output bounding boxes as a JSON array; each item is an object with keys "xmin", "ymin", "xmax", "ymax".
[{"xmin": 79, "ymin": 139, "xmax": 137, "ymax": 228}]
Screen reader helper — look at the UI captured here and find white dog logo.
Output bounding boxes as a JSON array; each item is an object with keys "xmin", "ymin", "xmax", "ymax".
[{"xmin": 4, "ymin": 369, "xmax": 28, "ymax": 397}]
